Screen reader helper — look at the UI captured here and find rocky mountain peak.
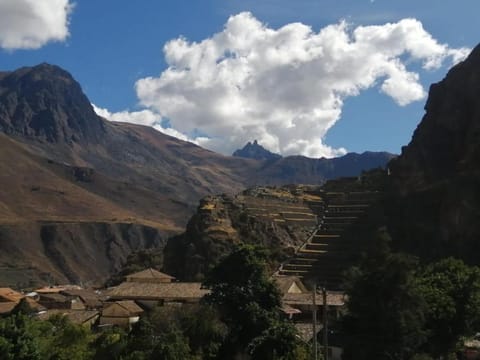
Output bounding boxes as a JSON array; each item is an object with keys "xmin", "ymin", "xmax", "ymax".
[
  {"xmin": 0, "ymin": 63, "xmax": 105, "ymax": 144},
  {"xmin": 232, "ymin": 140, "xmax": 282, "ymax": 161}
]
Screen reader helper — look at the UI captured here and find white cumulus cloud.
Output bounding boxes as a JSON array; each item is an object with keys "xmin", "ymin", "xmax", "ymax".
[
  {"xmin": 0, "ymin": 0, "xmax": 73, "ymax": 50},
  {"xmin": 134, "ymin": 13, "xmax": 469, "ymax": 157},
  {"xmin": 92, "ymin": 104, "xmax": 208, "ymax": 145}
]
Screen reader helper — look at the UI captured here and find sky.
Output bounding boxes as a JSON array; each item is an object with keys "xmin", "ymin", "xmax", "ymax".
[{"xmin": 0, "ymin": 0, "xmax": 478, "ymax": 158}]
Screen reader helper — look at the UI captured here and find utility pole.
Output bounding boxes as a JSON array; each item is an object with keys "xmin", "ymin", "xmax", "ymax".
[
  {"xmin": 312, "ymin": 284, "xmax": 317, "ymax": 360},
  {"xmin": 323, "ymin": 287, "xmax": 329, "ymax": 360}
]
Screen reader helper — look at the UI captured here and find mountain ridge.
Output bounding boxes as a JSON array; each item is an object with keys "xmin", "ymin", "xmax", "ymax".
[{"xmin": 0, "ymin": 63, "xmax": 394, "ymax": 285}]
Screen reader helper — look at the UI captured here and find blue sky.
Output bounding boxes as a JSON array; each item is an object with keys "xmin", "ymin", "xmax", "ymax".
[{"xmin": 1, "ymin": 0, "xmax": 478, "ymax": 157}]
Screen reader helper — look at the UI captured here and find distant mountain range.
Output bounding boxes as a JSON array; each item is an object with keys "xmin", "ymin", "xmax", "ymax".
[{"xmin": 0, "ymin": 63, "xmax": 394, "ymax": 285}]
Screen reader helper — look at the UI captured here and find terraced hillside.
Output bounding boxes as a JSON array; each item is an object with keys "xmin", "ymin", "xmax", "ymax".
[
  {"xmin": 163, "ymin": 173, "xmax": 385, "ymax": 284},
  {"xmin": 277, "ymin": 180, "xmax": 383, "ymax": 289}
]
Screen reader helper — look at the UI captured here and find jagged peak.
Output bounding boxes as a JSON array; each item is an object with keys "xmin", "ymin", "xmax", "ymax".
[
  {"xmin": 0, "ymin": 63, "xmax": 105, "ymax": 144},
  {"xmin": 233, "ymin": 140, "xmax": 282, "ymax": 161}
]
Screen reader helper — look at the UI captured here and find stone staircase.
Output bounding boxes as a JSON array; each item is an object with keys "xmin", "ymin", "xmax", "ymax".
[{"xmin": 277, "ymin": 191, "xmax": 379, "ymax": 289}]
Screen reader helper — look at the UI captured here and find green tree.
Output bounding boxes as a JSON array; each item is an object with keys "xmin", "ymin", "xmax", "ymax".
[
  {"xmin": 203, "ymin": 244, "xmax": 302, "ymax": 358},
  {"xmin": 417, "ymin": 257, "xmax": 480, "ymax": 358},
  {"xmin": 247, "ymin": 320, "xmax": 310, "ymax": 360},
  {"xmin": 342, "ymin": 230, "xmax": 427, "ymax": 360},
  {"xmin": 147, "ymin": 304, "xmax": 226, "ymax": 359},
  {"xmin": 150, "ymin": 330, "xmax": 192, "ymax": 360},
  {"xmin": 0, "ymin": 314, "xmax": 42, "ymax": 360},
  {"xmin": 45, "ymin": 315, "xmax": 94, "ymax": 360},
  {"xmin": 123, "ymin": 317, "xmax": 156, "ymax": 358},
  {"xmin": 92, "ymin": 327, "xmax": 127, "ymax": 360}
]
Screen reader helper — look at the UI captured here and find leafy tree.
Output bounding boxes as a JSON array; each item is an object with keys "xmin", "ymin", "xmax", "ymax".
[
  {"xmin": 0, "ymin": 314, "xmax": 42, "ymax": 360},
  {"xmin": 147, "ymin": 303, "xmax": 226, "ymax": 359},
  {"xmin": 92, "ymin": 327, "xmax": 127, "ymax": 360},
  {"xmin": 203, "ymin": 244, "xmax": 302, "ymax": 358},
  {"xmin": 46, "ymin": 315, "xmax": 94, "ymax": 360},
  {"xmin": 150, "ymin": 330, "xmax": 192, "ymax": 360},
  {"xmin": 0, "ymin": 313, "xmax": 94, "ymax": 360},
  {"xmin": 342, "ymin": 230, "xmax": 427, "ymax": 360},
  {"xmin": 417, "ymin": 257, "xmax": 480, "ymax": 358},
  {"xmin": 124, "ymin": 317, "xmax": 157, "ymax": 357},
  {"xmin": 247, "ymin": 320, "xmax": 310, "ymax": 360}
]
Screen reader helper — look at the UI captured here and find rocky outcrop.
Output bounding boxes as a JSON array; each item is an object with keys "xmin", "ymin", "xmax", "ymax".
[
  {"xmin": 163, "ymin": 186, "xmax": 324, "ymax": 281},
  {"xmin": 388, "ymin": 44, "xmax": 480, "ymax": 263}
]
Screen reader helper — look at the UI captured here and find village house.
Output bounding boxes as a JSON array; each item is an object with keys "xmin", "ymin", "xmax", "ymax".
[
  {"xmin": 106, "ymin": 281, "xmax": 209, "ymax": 309},
  {"xmin": 99, "ymin": 300, "xmax": 144, "ymax": 328},
  {"xmin": 106, "ymin": 268, "xmax": 209, "ymax": 309},
  {"xmin": 59, "ymin": 288, "xmax": 104, "ymax": 310},
  {"xmin": 37, "ymin": 292, "xmax": 86, "ymax": 310},
  {"xmin": 272, "ymin": 276, "xmax": 346, "ymax": 360},
  {"xmin": 0, "ymin": 288, "xmax": 45, "ymax": 316}
]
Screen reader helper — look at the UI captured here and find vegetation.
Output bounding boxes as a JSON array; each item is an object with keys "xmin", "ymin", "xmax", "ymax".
[
  {"xmin": 203, "ymin": 244, "xmax": 309, "ymax": 359},
  {"xmin": 342, "ymin": 229, "xmax": 480, "ymax": 360}
]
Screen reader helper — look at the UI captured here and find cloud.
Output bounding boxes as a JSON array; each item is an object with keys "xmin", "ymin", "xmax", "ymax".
[
  {"xmin": 0, "ymin": 0, "xmax": 73, "ymax": 50},
  {"xmin": 92, "ymin": 104, "xmax": 208, "ymax": 145},
  {"xmin": 133, "ymin": 13, "xmax": 468, "ymax": 158}
]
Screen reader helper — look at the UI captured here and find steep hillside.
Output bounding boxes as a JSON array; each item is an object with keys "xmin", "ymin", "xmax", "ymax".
[{"xmin": 388, "ymin": 44, "xmax": 480, "ymax": 263}]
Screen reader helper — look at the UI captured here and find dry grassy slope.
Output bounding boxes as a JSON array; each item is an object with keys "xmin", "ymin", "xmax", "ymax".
[
  {"xmin": 0, "ymin": 133, "xmax": 181, "ymax": 286},
  {"xmin": 0, "ymin": 133, "xmax": 180, "ymax": 229}
]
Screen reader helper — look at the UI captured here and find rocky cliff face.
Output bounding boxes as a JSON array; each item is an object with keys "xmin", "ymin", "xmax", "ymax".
[
  {"xmin": 391, "ymin": 45, "xmax": 480, "ymax": 189},
  {"xmin": 388, "ymin": 44, "xmax": 480, "ymax": 263}
]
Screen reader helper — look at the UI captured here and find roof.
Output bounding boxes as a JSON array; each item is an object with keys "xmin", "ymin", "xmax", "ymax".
[
  {"xmin": 125, "ymin": 268, "xmax": 176, "ymax": 282},
  {"xmin": 283, "ymin": 291, "xmax": 345, "ymax": 307},
  {"xmin": 107, "ymin": 282, "xmax": 209, "ymax": 301},
  {"xmin": 38, "ymin": 293, "xmax": 69, "ymax": 302},
  {"xmin": 35, "ymin": 285, "xmax": 82, "ymax": 294},
  {"xmin": 0, "ymin": 302, "xmax": 17, "ymax": 314},
  {"xmin": 37, "ymin": 310, "xmax": 99, "ymax": 324},
  {"xmin": 281, "ymin": 304, "xmax": 302, "ymax": 315},
  {"xmin": 272, "ymin": 275, "xmax": 308, "ymax": 295},
  {"xmin": 102, "ymin": 301, "xmax": 144, "ymax": 317},
  {"xmin": 0, "ymin": 288, "xmax": 24, "ymax": 302},
  {"xmin": 23, "ymin": 298, "xmax": 46, "ymax": 312},
  {"xmin": 60, "ymin": 289, "xmax": 103, "ymax": 308}
]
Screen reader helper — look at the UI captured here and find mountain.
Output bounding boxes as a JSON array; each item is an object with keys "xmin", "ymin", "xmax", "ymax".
[
  {"xmin": 0, "ymin": 63, "xmax": 105, "ymax": 144},
  {"xmin": 388, "ymin": 44, "xmax": 480, "ymax": 263},
  {"xmin": 233, "ymin": 140, "xmax": 282, "ymax": 161},
  {"xmin": 253, "ymin": 151, "xmax": 395, "ymax": 185},
  {"xmin": 0, "ymin": 63, "xmax": 393, "ymax": 286}
]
